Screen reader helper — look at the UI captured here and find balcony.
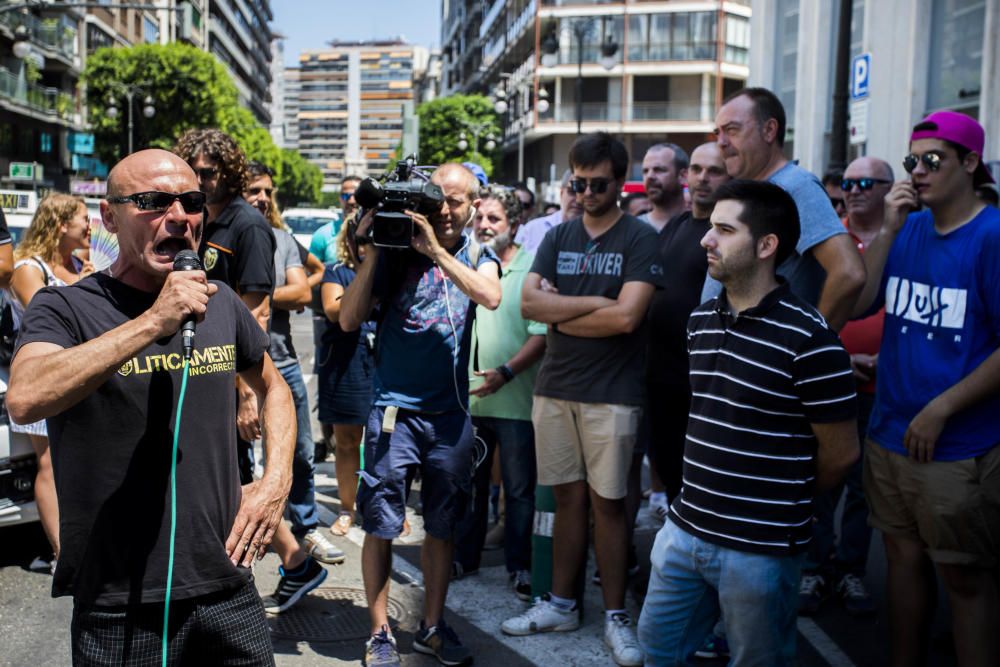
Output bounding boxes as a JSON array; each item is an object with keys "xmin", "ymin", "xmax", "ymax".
[
  {"xmin": 538, "ymin": 99, "xmax": 713, "ymax": 124},
  {"xmin": 0, "ymin": 68, "xmax": 76, "ymax": 122},
  {"xmin": 0, "ymin": 12, "xmax": 78, "ymax": 65}
]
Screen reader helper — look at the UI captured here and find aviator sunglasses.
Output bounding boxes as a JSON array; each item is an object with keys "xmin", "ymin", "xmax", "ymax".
[
  {"xmin": 903, "ymin": 152, "xmax": 942, "ymax": 174},
  {"xmin": 107, "ymin": 190, "xmax": 207, "ymax": 213},
  {"xmin": 569, "ymin": 177, "xmax": 612, "ymax": 194},
  {"xmin": 840, "ymin": 178, "xmax": 892, "ymax": 192}
]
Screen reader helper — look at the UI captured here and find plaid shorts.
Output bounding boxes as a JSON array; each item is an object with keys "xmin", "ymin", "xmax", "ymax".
[{"xmin": 71, "ymin": 579, "xmax": 274, "ymax": 666}]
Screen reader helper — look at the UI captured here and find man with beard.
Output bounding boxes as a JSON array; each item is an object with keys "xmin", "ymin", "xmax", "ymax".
[
  {"xmin": 503, "ymin": 133, "xmax": 663, "ymax": 667},
  {"xmin": 452, "ymin": 185, "xmax": 546, "ymax": 600},
  {"xmin": 340, "ymin": 163, "xmax": 501, "ymax": 667},
  {"xmin": 644, "ymin": 142, "xmax": 731, "ymax": 520},
  {"xmin": 638, "ymin": 179, "xmax": 858, "ymax": 665},
  {"xmin": 638, "ymin": 143, "xmax": 689, "ymax": 232}
]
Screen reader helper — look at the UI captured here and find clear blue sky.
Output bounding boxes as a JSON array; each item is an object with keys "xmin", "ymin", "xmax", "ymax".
[{"xmin": 272, "ymin": 0, "xmax": 442, "ymax": 67}]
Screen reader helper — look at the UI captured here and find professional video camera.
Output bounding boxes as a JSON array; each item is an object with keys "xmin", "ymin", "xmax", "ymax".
[{"xmin": 354, "ymin": 156, "xmax": 444, "ymax": 249}]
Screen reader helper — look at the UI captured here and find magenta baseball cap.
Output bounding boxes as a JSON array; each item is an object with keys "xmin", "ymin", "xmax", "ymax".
[{"xmin": 911, "ymin": 110, "xmax": 994, "ymax": 184}]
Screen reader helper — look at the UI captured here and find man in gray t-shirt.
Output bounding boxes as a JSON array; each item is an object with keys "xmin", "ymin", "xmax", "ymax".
[
  {"xmin": 502, "ymin": 133, "xmax": 662, "ymax": 666},
  {"xmin": 706, "ymin": 87, "xmax": 865, "ymax": 331}
]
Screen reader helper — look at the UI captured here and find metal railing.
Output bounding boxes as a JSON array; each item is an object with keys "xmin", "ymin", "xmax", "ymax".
[
  {"xmin": 539, "ymin": 100, "xmax": 712, "ymax": 123},
  {"xmin": 0, "ymin": 12, "xmax": 77, "ymax": 62},
  {"xmin": 0, "ymin": 67, "xmax": 75, "ymax": 120}
]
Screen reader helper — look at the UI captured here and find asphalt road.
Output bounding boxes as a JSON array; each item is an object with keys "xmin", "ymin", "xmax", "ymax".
[{"xmin": 0, "ymin": 310, "xmax": 962, "ymax": 666}]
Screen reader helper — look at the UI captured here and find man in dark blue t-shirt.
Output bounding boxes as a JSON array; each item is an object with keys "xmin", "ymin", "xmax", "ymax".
[
  {"xmin": 851, "ymin": 111, "xmax": 1000, "ymax": 665},
  {"xmin": 340, "ymin": 163, "xmax": 501, "ymax": 667}
]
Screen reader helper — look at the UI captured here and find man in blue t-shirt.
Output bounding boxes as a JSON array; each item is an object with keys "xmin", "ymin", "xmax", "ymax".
[
  {"xmin": 339, "ymin": 163, "xmax": 501, "ymax": 667},
  {"xmin": 703, "ymin": 88, "xmax": 866, "ymax": 332},
  {"xmin": 851, "ymin": 111, "xmax": 1000, "ymax": 665}
]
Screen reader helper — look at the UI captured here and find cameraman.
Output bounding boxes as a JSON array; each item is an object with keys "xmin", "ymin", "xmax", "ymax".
[{"xmin": 340, "ymin": 163, "xmax": 501, "ymax": 667}]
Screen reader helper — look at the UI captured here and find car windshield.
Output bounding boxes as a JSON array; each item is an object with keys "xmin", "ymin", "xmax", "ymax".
[{"xmin": 285, "ymin": 215, "xmax": 336, "ymax": 236}]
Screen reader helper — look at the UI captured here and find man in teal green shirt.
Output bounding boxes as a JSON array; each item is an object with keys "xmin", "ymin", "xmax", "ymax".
[{"xmin": 454, "ymin": 186, "xmax": 546, "ymax": 602}]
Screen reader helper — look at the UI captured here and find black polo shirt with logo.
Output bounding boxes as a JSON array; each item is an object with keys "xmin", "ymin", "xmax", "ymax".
[{"xmin": 199, "ymin": 196, "xmax": 276, "ymax": 296}]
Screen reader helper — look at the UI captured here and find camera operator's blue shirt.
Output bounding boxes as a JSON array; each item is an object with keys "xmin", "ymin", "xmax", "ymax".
[{"xmin": 372, "ymin": 237, "xmax": 500, "ymax": 412}]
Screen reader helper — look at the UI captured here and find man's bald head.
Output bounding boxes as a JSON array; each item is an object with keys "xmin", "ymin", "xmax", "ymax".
[
  {"xmin": 432, "ymin": 163, "xmax": 481, "ymax": 201},
  {"xmin": 107, "ymin": 149, "xmax": 198, "ymax": 198},
  {"xmin": 843, "ymin": 156, "xmax": 894, "ymax": 225}
]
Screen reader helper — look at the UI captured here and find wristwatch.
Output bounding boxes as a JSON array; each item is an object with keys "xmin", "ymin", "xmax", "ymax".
[{"xmin": 496, "ymin": 364, "xmax": 515, "ymax": 383}]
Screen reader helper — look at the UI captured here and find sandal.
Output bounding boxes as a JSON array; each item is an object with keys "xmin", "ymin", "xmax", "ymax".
[
  {"xmin": 329, "ymin": 512, "xmax": 353, "ymax": 536},
  {"xmin": 399, "ymin": 517, "xmax": 411, "ymax": 538}
]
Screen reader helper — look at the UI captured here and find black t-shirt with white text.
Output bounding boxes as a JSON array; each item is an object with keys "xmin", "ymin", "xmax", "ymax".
[
  {"xmin": 530, "ymin": 214, "xmax": 665, "ymax": 405},
  {"xmin": 16, "ymin": 273, "xmax": 269, "ymax": 605}
]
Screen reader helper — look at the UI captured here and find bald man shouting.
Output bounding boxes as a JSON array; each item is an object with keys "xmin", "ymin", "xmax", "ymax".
[{"xmin": 7, "ymin": 149, "xmax": 294, "ymax": 665}]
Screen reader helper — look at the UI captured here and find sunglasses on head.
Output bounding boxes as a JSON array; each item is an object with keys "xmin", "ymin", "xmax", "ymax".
[
  {"xmin": 840, "ymin": 178, "xmax": 892, "ymax": 192},
  {"xmin": 246, "ymin": 187, "xmax": 274, "ymax": 197},
  {"xmin": 107, "ymin": 191, "xmax": 206, "ymax": 213},
  {"xmin": 569, "ymin": 177, "xmax": 612, "ymax": 194},
  {"xmin": 194, "ymin": 167, "xmax": 219, "ymax": 180},
  {"xmin": 903, "ymin": 152, "xmax": 942, "ymax": 174}
]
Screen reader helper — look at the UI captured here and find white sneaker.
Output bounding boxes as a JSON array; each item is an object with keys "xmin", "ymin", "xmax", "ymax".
[
  {"xmin": 647, "ymin": 497, "xmax": 669, "ymax": 524},
  {"xmin": 500, "ymin": 596, "xmax": 580, "ymax": 636},
  {"xmin": 604, "ymin": 612, "xmax": 643, "ymax": 666},
  {"xmin": 303, "ymin": 529, "xmax": 346, "ymax": 565}
]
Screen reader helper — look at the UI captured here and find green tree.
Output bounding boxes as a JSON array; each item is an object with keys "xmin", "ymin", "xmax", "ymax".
[
  {"xmin": 83, "ymin": 42, "xmax": 321, "ymax": 206},
  {"xmin": 416, "ymin": 94, "xmax": 501, "ymax": 176},
  {"xmin": 83, "ymin": 42, "xmax": 238, "ymax": 164}
]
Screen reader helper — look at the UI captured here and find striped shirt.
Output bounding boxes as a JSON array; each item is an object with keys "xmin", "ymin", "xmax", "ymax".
[{"xmin": 668, "ymin": 282, "xmax": 856, "ymax": 556}]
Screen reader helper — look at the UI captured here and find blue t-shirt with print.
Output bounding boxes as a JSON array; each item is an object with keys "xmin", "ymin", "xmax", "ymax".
[
  {"xmin": 701, "ymin": 161, "xmax": 846, "ymax": 305},
  {"xmin": 372, "ymin": 238, "xmax": 500, "ymax": 412},
  {"xmin": 868, "ymin": 206, "xmax": 1000, "ymax": 461}
]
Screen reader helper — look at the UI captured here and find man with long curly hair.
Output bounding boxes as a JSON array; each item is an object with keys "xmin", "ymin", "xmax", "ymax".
[{"xmin": 174, "ymin": 128, "xmax": 276, "ymax": 484}]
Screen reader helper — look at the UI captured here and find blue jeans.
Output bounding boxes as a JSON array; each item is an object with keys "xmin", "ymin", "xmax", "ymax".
[
  {"xmin": 638, "ymin": 520, "xmax": 803, "ymax": 666},
  {"xmin": 454, "ymin": 417, "xmax": 536, "ymax": 573},
  {"xmin": 277, "ymin": 362, "xmax": 317, "ymax": 536},
  {"xmin": 805, "ymin": 391, "xmax": 874, "ymax": 577}
]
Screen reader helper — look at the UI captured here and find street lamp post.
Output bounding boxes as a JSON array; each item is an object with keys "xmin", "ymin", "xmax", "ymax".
[
  {"xmin": 457, "ymin": 119, "xmax": 496, "ymax": 156},
  {"xmin": 540, "ymin": 18, "xmax": 618, "ymax": 135},
  {"xmin": 105, "ymin": 83, "xmax": 155, "ymax": 155},
  {"xmin": 493, "ymin": 74, "xmax": 549, "ymax": 181}
]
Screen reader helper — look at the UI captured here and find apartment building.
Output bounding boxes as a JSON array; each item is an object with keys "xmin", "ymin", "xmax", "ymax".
[
  {"xmin": 750, "ymin": 0, "xmax": 999, "ymax": 180},
  {"xmin": 295, "ymin": 40, "xmax": 427, "ymax": 188},
  {"xmin": 441, "ymin": 0, "xmax": 751, "ymax": 186}
]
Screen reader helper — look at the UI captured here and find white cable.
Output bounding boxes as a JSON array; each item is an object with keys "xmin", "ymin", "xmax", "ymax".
[{"xmin": 440, "ymin": 234, "xmax": 488, "ymax": 469}]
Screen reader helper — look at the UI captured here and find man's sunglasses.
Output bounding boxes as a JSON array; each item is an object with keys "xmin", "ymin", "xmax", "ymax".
[
  {"xmin": 340, "ymin": 192, "xmax": 355, "ymax": 202},
  {"xmin": 569, "ymin": 177, "xmax": 612, "ymax": 194},
  {"xmin": 107, "ymin": 191, "xmax": 206, "ymax": 213},
  {"xmin": 246, "ymin": 187, "xmax": 274, "ymax": 197},
  {"xmin": 840, "ymin": 178, "xmax": 892, "ymax": 192},
  {"xmin": 903, "ymin": 152, "xmax": 942, "ymax": 174}
]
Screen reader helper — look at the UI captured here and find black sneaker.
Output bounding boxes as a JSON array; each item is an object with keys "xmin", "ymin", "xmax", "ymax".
[
  {"xmin": 510, "ymin": 570, "xmax": 532, "ymax": 601},
  {"xmin": 797, "ymin": 573, "xmax": 827, "ymax": 615},
  {"xmin": 414, "ymin": 618, "xmax": 472, "ymax": 666},
  {"xmin": 592, "ymin": 547, "xmax": 641, "ymax": 586},
  {"xmin": 261, "ymin": 557, "xmax": 327, "ymax": 614}
]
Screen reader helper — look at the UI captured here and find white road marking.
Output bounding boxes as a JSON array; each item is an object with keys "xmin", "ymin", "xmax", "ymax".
[{"xmin": 797, "ymin": 618, "xmax": 856, "ymax": 667}]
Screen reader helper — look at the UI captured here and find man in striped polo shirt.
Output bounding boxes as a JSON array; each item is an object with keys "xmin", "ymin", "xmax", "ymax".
[{"xmin": 637, "ymin": 179, "xmax": 859, "ymax": 665}]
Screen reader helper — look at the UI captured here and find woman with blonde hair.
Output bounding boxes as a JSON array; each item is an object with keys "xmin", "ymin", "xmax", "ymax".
[{"xmin": 6, "ymin": 193, "xmax": 93, "ymax": 567}]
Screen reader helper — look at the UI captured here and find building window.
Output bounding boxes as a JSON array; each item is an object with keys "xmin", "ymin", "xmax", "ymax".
[
  {"xmin": 725, "ymin": 14, "xmax": 750, "ymax": 65},
  {"xmin": 773, "ymin": 0, "xmax": 799, "ymax": 132},
  {"xmin": 627, "ymin": 12, "xmax": 716, "ymax": 62},
  {"xmin": 927, "ymin": 0, "xmax": 984, "ymax": 114},
  {"xmin": 143, "ymin": 16, "xmax": 159, "ymax": 43}
]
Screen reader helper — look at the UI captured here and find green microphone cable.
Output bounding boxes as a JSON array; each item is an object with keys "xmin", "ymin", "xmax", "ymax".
[{"xmin": 162, "ymin": 357, "xmax": 192, "ymax": 667}]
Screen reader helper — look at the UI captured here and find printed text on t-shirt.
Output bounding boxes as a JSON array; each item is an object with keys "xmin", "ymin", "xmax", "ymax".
[
  {"xmin": 556, "ymin": 250, "xmax": 623, "ymax": 276},
  {"xmin": 885, "ymin": 276, "xmax": 967, "ymax": 329}
]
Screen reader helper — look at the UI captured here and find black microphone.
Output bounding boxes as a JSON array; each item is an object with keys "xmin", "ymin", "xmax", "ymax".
[{"xmin": 172, "ymin": 249, "xmax": 202, "ymax": 360}]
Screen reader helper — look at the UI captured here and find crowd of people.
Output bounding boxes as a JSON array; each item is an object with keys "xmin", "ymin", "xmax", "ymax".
[{"xmin": 1, "ymin": 83, "xmax": 997, "ymax": 667}]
